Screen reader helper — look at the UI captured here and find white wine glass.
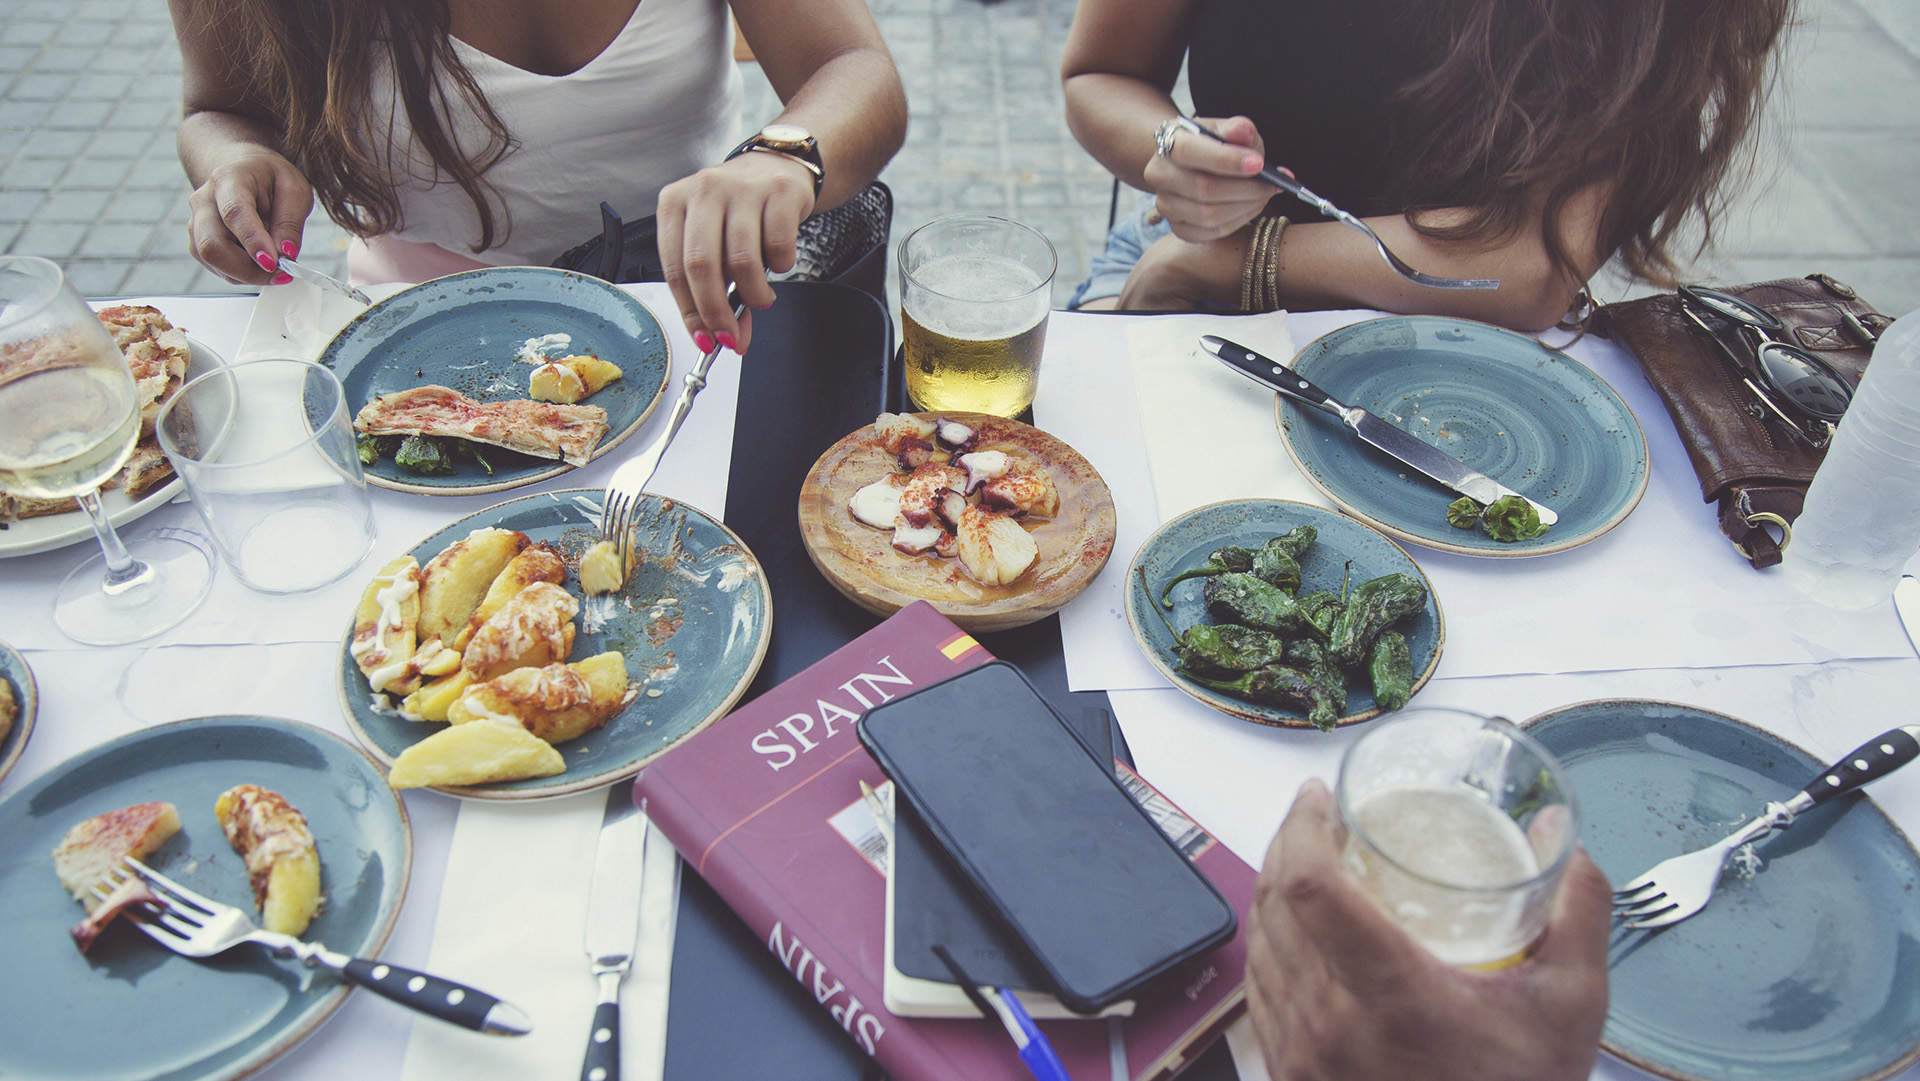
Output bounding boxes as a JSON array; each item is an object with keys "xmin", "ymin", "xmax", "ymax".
[{"xmin": 0, "ymin": 256, "xmax": 214, "ymax": 644}]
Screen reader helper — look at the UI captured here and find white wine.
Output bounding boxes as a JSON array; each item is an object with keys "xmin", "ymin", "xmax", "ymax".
[
  {"xmin": 0, "ymin": 364, "xmax": 139, "ymax": 499},
  {"xmin": 1345, "ymin": 783, "xmax": 1543, "ymax": 967},
  {"xmin": 903, "ymin": 252, "xmax": 1051, "ymax": 417}
]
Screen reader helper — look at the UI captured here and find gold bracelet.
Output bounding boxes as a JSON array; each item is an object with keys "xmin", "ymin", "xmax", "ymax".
[{"xmin": 1240, "ymin": 215, "xmax": 1288, "ymax": 312}]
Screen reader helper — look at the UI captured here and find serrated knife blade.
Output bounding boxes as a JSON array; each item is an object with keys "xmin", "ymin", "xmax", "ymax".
[
  {"xmin": 1200, "ymin": 334, "xmax": 1557, "ymax": 525},
  {"xmin": 1896, "ymin": 576, "xmax": 1920, "ymax": 657},
  {"xmin": 580, "ymin": 782, "xmax": 649, "ymax": 1081}
]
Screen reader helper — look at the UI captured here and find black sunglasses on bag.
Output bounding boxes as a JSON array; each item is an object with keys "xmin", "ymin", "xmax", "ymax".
[{"xmin": 1678, "ymin": 284, "xmax": 1854, "ymax": 447}]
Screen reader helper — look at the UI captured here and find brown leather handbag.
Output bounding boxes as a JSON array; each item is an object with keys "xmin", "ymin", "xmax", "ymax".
[{"xmin": 1594, "ymin": 274, "xmax": 1894, "ymax": 569}]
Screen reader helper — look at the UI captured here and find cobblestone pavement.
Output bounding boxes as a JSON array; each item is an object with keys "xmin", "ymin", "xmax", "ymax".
[{"xmin": 0, "ymin": 0, "xmax": 1914, "ymax": 318}]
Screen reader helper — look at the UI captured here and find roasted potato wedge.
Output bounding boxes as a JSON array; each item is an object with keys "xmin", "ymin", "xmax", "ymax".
[
  {"xmin": 460, "ymin": 580, "xmax": 579, "ymax": 681},
  {"xmin": 350, "ymin": 556, "xmax": 423, "ymax": 693},
  {"xmin": 214, "ymin": 785, "xmax": 322, "ymax": 937},
  {"xmin": 449, "ymin": 651, "xmax": 638, "ymax": 744},
  {"xmin": 578, "ymin": 539, "xmax": 631, "ymax": 596},
  {"xmin": 401, "ymin": 670, "xmax": 474, "ymax": 722},
  {"xmin": 529, "ymin": 355, "xmax": 623, "ymax": 403},
  {"xmin": 387, "ymin": 719, "xmax": 567, "ymax": 789},
  {"xmin": 417, "ymin": 527, "xmax": 529, "ymax": 643},
  {"xmin": 452, "ymin": 541, "xmax": 568, "ymax": 652}
]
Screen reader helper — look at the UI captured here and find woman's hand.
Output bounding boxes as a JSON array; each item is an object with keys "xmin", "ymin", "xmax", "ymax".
[
  {"xmin": 1246, "ymin": 779, "xmax": 1611, "ymax": 1081},
  {"xmin": 183, "ymin": 148, "xmax": 313, "ymax": 287},
  {"xmin": 654, "ymin": 149, "xmax": 819, "ymax": 356},
  {"xmin": 1142, "ymin": 115, "xmax": 1275, "ymax": 242}
]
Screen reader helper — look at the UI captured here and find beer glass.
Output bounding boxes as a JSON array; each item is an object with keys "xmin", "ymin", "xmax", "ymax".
[
  {"xmin": 1335, "ymin": 707, "xmax": 1577, "ymax": 968},
  {"xmin": 899, "ymin": 215, "xmax": 1055, "ymax": 417}
]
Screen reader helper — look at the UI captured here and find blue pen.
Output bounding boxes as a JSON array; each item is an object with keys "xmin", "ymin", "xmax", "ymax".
[{"xmin": 931, "ymin": 944, "xmax": 1073, "ymax": 1081}]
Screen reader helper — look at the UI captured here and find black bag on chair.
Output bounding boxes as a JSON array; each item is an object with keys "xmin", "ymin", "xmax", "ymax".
[{"xmin": 551, "ymin": 181, "xmax": 894, "ymax": 305}]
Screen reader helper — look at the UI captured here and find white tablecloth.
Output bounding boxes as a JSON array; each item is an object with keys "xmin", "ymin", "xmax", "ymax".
[
  {"xmin": 1029, "ymin": 309, "xmax": 1920, "ymax": 1081},
  {"xmin": 0, "ymin": 283, "xmax": 737, "ymax": 1081}
]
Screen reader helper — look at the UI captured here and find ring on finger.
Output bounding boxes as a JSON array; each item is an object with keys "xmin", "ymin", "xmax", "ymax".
[{"xmin": 1154, "ymin": 116, "xmax": 1183, "ymax": 159}]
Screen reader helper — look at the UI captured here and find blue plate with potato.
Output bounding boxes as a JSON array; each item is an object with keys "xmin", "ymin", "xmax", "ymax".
[
  {"xmin": 336, "ymin": 489, "xmax": 771, "ymax": 799},
  {"xmin": 1124, "ymin": 499, "xmax": 1444, "ymax": 729}
]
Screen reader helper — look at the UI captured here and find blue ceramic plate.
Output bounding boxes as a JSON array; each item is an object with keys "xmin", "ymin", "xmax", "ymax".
[
  {"xmin": 1277, "ymin": 316, "xmax": 1649, "ymax": 557},
  {"xmin": 0, "ymin": 639, "xmax": 34, "ymax": 784},
  {"xmin": 318, "ymin": 267, "xmax": 671, "ymax": 495},
  {"xmin": 339, "ymin": 489, "xmax": 772, "ymax": 799},
  {"xmin": 0, "ymin": 716, "xmax": 410, "ymax": 1081},
  {"xmin": 1124, "ymin": 499, "xmax": 1444, "ymax": 728},
  {"xmin": 1525, "ymin": 700, "xmax": 1920, "ymax": 1081}
]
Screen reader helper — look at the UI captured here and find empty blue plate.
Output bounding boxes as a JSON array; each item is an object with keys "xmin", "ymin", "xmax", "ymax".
[
  {"xmin": 338, "ymin": 489, "xmax": 772, "ymax": 799},
  {"xmin": 1278, "ymin": 317, "xmax": 1649, "ymax": 557},
  {"xmin": 319, "ymin": 267, "xmax": 671, "ymax": 495},
  {"xmin": 1526, "ymin": 700, "xmax": 1920, "ymax": 1081}
]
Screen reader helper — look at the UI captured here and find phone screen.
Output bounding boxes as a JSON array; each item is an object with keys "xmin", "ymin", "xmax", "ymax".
[{"xmin": 858, "ymin": 661, "xmax": 1236, "ymax": 1013}]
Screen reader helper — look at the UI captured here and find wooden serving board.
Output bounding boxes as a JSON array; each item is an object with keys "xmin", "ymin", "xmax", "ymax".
[{"xmin": 798, "ymin": 412, "xmax": 1117, "ymax": 633}]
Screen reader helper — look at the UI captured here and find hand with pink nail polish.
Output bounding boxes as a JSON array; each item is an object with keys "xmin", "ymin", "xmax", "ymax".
[{"xmin": 179, "ymin": 139, "xmax": 313, "ymax": 286}]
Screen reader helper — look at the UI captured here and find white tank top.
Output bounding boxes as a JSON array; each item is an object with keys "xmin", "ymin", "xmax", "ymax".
[{"xmin": 359, "ymin": 0, "xmax": 744, "ymax": 270}]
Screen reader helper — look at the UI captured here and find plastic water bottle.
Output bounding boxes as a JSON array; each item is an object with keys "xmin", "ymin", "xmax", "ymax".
[{"xmin": 1783, "ymin": 307, "xmax": 1920, "ymax": 608}]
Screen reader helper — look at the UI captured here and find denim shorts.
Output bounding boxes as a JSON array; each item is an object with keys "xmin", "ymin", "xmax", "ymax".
[{"xmin": 1068, "ymin": 192, "xmax": 1173, "ymax": 310}]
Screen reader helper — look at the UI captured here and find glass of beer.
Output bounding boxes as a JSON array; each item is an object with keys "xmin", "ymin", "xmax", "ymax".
[
  {"xmin": 899, "ymin": 214, "xmax": 1055, "ymax": 417},
  {"xmin": 1334, "ymin": 707, "xmax": 1577, "ymax": 968}
]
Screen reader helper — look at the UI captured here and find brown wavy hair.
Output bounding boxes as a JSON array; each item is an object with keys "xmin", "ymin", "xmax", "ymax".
[
  {"xmin": 222, "ymin": 0, "xmax": 516, "ymax": 251},
  {"xmin": 1390, "ymin": 0, "xmax": 1794, "ymax": 290}
]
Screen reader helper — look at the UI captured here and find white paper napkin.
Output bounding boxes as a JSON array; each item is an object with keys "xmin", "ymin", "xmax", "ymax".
[
  {"xmin": 399, "ymin": 794, "xmax": 680, "ymax": 1081},
  {"xmin": 237, "ymin": 279, "xmax": 409, "ymax": 363}
]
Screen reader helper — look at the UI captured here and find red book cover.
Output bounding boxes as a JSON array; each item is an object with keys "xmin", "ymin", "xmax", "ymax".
[{"xmin": 637, "ymin": 601, "xmax": 1252, "ymax": 1081}]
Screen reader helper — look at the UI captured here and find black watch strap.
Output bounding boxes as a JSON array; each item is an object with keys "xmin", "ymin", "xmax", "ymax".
[{"xmin": 726, "ymin": 129, "xmax": 825, "ymax": 197}]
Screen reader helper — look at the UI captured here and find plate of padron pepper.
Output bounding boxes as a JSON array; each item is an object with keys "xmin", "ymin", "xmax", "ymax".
[{"xmin": 1125, "ymin": 499, "xmax": 1444, "ymax": 730}]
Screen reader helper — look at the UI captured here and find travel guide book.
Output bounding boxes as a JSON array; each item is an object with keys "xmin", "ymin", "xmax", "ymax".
[{"xmin": 636, "ymin": 601, "xmax": 1253, "ymax": 1081}]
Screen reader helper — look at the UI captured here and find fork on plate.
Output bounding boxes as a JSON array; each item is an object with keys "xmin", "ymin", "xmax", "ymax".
[
  {"xmin": 1613, "ymin": 725, "xmax": 1920, "ymax": 930},
  {"xmin": 99, "ymin": 857, "xmax": 532, "ymax": 1035},
  {"xmin": 600, "ymin": 292, "xmax": 747, "ymax": 570}
]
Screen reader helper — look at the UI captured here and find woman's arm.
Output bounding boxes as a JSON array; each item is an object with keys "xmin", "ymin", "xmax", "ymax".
[
  {"xmin": 167, "ymin": 0, "xmax": 312, "ymax": 286},
  {"xmin": 654, "ymin": 0, "xmax": 906, "ymax": 354},
  {"xmin": 1061, "ymin": 0, "xmax": 1272, "ymax": 243},
  {"xmin": 1119, "ymin": 182, "xmax": 1612, "ymax": 332}
]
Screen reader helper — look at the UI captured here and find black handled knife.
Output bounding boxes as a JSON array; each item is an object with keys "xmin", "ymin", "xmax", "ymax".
[{"xmin": 1200, "ymin": 334, "xmax": 1557, "ymax": 525}]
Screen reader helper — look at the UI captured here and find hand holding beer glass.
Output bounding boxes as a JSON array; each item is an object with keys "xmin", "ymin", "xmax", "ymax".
[
  {"xmin": 1335, "ymin": 707, "xmax": 1578, "ymax": 968},
  {"xmin": 899, "ymin": 215, "xmax": 1055, "ymax": 417}
]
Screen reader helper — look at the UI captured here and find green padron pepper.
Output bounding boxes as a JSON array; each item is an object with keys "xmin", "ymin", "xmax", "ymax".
[
  {"xmin": 1143, "ymin": 566, "xmax": 1289, "ymax": 675},
  {"xmin": 1295, "ymin": 590, "xmax": 1343, "ymax": 640},
  {"xmin": 1447, "ymin": 495, "xmax": 1550, "ymax": 542},
  {"xmin": 1366, "ymin": 630, "xmax": 1413, "ymax": 711},
  {"xmin": 1186, "ymin": 665, "xmax": 1323, "ymax": 717},
  {"xmin": 1268, "ymin": 524, "xmax": 1318, "ymax": 560},
  {"xmin": 1203, "ymin": 572, "xmax": 1313, "ymax": 634},
  {"xmin": 1329, "ymin": 572, "xmax": 1428, "ymax": 668},
  {"xmin": 1283, "ymin": 638, "xmax": 1346, "ymax": 731},
  {"xmin": 355, "ymin": 433, "xmax": 382, "ymax": 466},
  {"xmin": 1250, "ymin": 543, "xmax": 1302, "ymax": 595},
  {"xmin": 1446, "ymin": 496, "xmax": 1482, "ymax": 530},
  {"xmin": 1159, "ymin": 546, "xmax": 1257, "ymax": 607}
]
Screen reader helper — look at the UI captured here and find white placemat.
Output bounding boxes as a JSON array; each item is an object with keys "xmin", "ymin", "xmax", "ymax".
[
  {"xmin": 1037, "ymin": 310, "xmax": 1910, "ymax": 691},
  {"xmin": 399, "ymin": 795, "xmax": 680, "ymax": 1081}
]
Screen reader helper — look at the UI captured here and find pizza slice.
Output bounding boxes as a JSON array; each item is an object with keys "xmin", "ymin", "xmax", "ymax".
[{"xmin": 354, "ymin": 385, "xmax": 610, "ymax": 467}]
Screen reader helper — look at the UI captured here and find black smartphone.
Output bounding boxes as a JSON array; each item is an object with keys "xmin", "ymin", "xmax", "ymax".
[{"xmin": 858, "ymin": 661, "xmax": 1237, "ymax": 1014}]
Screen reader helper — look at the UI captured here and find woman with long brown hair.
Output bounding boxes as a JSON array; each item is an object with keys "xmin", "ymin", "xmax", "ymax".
[
  {"xmin": 167, "ymin": 0, "xmax": 905, "ymax": 351},
  {"xmin": 1061, "ymin": 0, "xmax": 1793, "ymax": 331}
]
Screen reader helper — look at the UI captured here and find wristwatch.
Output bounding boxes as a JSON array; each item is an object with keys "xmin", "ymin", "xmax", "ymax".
[{"xmin": 726, "ymin": 123, "xmax": 825, "ymax": 197}]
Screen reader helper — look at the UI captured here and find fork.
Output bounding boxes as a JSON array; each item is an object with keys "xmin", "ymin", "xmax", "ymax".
[
  {"xmin": 601, "ymin": 291, "xmax": 747, "ymax": 570},
  {"xmin": 1170, "ymin": 117, "xmax": 1500, "ymax": 292},
  {"xmin": 1613, "ymin": 726, "xmax": 1920, "ymax": 930},
  {"xmin": 101, "ymin": 857, "xmax": 532, "ymax": 1035}
]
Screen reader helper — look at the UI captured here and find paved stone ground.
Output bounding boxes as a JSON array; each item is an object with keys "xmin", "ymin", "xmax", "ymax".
[{"xmin": 0, "ymin": 0, "xmax": 1914, "ymax": 319}]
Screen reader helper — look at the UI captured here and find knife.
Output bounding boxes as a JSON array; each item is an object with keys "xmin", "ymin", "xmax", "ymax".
[
  {"xmin": 1199, "ymin": 334, "xmax": 1558, "ymax": 526},
  {"xmin": 275, "ymin": 253, "xmax": 373, "ymax": 306},
  {"xmin": 580, "ymin": 782, "xmax": 650, "ymax": 1081},
  {"xmin": 1897, "ymin": 576, "xmax": 1920, "ymax": 655}
]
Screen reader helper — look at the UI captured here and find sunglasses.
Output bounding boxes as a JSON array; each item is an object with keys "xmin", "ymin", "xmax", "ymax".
[{"xmin": 1678, "ymin": 285, "xmax": 1853, "ymax": 448}]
